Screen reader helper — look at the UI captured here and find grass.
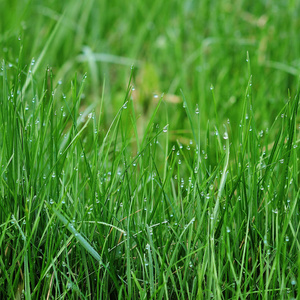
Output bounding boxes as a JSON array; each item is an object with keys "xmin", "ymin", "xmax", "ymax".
[{"xmin": 1, "ymin": 0, "xmax": 300, "ymax": 299}]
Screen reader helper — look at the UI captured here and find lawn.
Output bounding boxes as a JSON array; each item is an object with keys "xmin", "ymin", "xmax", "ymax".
[{"xmin": 0, "ymin": 0, "xmax": 300, "ymax": 299}]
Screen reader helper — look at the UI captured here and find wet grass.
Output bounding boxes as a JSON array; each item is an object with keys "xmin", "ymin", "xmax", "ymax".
[{"xmin": 0, "ymin": 0, "xmax": 300, "ymax": 299}]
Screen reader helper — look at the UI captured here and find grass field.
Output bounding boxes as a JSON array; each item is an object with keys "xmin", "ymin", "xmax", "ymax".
[{"xmin": 1, "ymin": 0, "xmax": 300, "ymax": 299}]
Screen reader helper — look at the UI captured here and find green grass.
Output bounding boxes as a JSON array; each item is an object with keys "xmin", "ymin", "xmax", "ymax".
[{"xmin": 1, "ymin": 0, "xmax": 300, "ymax": 299}]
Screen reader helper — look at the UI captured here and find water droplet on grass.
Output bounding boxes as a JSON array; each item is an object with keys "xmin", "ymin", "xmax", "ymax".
[
  {"xmin": 163, "ymin": 125, "xmax": 168, "ymax": 132},
  {"xmin": 263, "ymin": 235, "xmax": 267, "ymax": 245},
  {"xmin": 223, "ymin": 132, "xmax": 228, "ymax": 140}
]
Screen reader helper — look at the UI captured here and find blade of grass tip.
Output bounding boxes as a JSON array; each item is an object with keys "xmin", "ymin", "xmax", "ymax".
[
  {"xmin": 180, "ymin": 89, "xmax": 198, "ymax": 145},
  {"xmin": 141, "ymin": 94, "xmax": 164, "ymax": 146},
  {"xmin": 19, "ymin": 13, "xmax": 64, "ymax": 99},
  {"xmin": 97, "ymin": 77, "xmax": 106, "ymax": 133},
  {"xmin": 209, "ymin": 84, "xmax": 219, "ymax": 125},
  {"xmin": 51, "ymin": 206, "xmax": 102, "ymax": 263},
  {"xmin": 62, "ymin": 112, "xmax": 92, "ymax": 154},
  {"xmin": 246, "ymin": 51, "xmax": 251, "ymax": 78},
  {"xmin": 98, "ymin": 99, "xmax": 129, "ymax": 158}
]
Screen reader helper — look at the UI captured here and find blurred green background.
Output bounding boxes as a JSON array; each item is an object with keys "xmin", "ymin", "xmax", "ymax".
[{"xmin": 1, "ymin": 0, "xmax": 299, "ymax": 133}]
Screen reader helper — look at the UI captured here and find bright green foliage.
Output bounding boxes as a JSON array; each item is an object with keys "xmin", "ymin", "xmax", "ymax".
[{"xmin": 0, "ymin": 1, "xmax": 300, "ymax": 299}]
